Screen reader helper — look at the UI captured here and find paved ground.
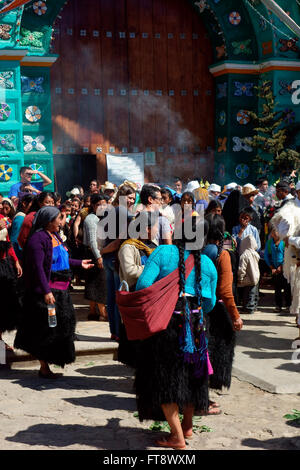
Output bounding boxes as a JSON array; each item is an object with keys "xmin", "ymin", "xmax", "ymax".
[{"xmin": 0, "ymin": 287, "xmax": 299, "ymax": 451}]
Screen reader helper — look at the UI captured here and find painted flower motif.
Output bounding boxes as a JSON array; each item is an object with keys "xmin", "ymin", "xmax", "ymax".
[
  {"xmin": 279, "ymin": 81, "xmax": 294, "ymax": 95},
  {"xmin": 217, "ymin": 137, "xmax": 227, "ymax": 153},
  {"xmin": 229, "ymin": 12, "xmax": 241, "ymax": 26},
  {"xmin": 218, "ymin": 110, "xmax": 226, "ymax": 126},
  {"xmin": 30, "ymin": 163, "xmax": 45, "ymax": 180},
  {"xmin": 194, "ymin": 0, "xmax": 207, "ymax": 13},
  {"xmin": 20, "ymin": 28, "xmax": 44, "ymax": 48},
  {"xmin": 21, "ymin": 76, "xmax": 44, "ymax": 93},
  {"xmin": 0, "ymin": 164, "xmax": 13, "ymax": 182},
  {"xmin": 0, "ymin": 134, "xmax": 15, "ymax": 151},
  {"xmin": 232, "ymin": 136, "xmax": 253, "ymax": 153},
  {"xmin": 25, "ymin": 106, "xmax": 42, "ymax": 123},
  {"xmin": 0, "ymin": 71, "xmax": 13, "ymax": 89},
  {"xmin": 232, "ymin": 39, "xmax": 252, "ymax": 55},
  {"xmin": 235, "ymin": 163, "xmax": 250, "ymax": 180},
  {"xmin": 24, "ymin": 135, "xmax": 46, "ymax": 152},
  {"xmin": 259, "ymin": 18, "xmax": 267, "ymax": 31},
  {"xmin": 234, "ymin": 81, "xmax": 254, "ymax": 97},
  {"xmin": 217, "ymin": 82, "xmax": 227, "ymax": 99},
  {"xmin": 216, "ymin": 44, "xmax": 225, "ymax": 59},
  {"xmin": 0, "ymin": 103, "xmax": 11, "ymax": 121},
  {"xmin": 0, "ymin": 24, "xmax": 12, "ymax": 40},
  {"xmin": 33, "ymin": 1, "xmax": 47, "ymax": 15},
  {"xmin": 279, "ymin": 38, "xmax": 299, "ymax": 53},
  {"xmin": 236, "ymin": 110, "xmax": 250, "ymax": 125},
  {"xmin": 283, "ymin": 108, "xmax": 295, "ymax": 124},
  {"xmin": 262, "ymin": 41, "xmax": 273, "ymax": 55}
]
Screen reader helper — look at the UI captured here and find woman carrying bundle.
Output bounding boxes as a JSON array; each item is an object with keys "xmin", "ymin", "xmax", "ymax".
[{"xmin": 134, "ymin": 214, "xmax": 217, "ymax": 450}]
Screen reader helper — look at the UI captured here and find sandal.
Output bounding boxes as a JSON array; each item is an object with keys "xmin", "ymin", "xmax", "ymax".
[{"xmin": 155, "ymin": 438, "xmax": 186, "ymax": 450}]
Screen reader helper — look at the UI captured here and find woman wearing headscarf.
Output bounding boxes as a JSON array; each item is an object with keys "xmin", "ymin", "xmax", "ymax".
[
  {"xmin": 14, "ymin": 206, "xmax": 93, "ymax": 378},
  {"xmin": 0, "ymin": 201, "xmax": 22, "ymax": 351},
  {"xmin": 134, "ymin": 215, "xmax": 217, "ymax": 449}
]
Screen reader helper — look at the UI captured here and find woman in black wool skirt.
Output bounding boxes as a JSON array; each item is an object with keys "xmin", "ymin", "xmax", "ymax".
[
  {"xmin": 14, "ymin": 206, "xmax": 93, "ymax": 378},
  {"xmin": 134, "ymin": 216, "xmax": 218, "ymax": 449},
  {"xmin": 203, "ymin": 214, "xmax": 243, "ymax": 414},
  {"xmin": 0, "ymin": 210, "xmax": 23, "ymax": 351}
]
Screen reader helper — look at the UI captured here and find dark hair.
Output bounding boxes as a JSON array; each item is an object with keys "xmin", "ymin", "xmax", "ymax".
[
  {"xmin": 160, "ymin": 188, "xmax": 173, "ymax": 202},
  {"xmin": 181, "ymin": 191, "xmax": 196, "ymax": 210},
  {"xmin": 173, "ymin": 215, "xmax": 207, "ymax": 308},
  {"xmin": 139, "ymin": 184, "xmax": 160, "ymax": 206},
  {"xmin": 89, "ymin": 193, "xmax": 107, "ymax": 213},
  {"xmin": 30, "ymin": 191, "xmax": 54, "ymax": 212},
  {"xmin": 205, "ymin": 213, "xmax": 226, "ymax": 260},
  {"xmin": 133, "ymin": 210, "xmax": 159, "ymax": 230},
  {"xmin": 256, "ymin": 177, "xmax": 268, "ymax": 186},
  {"xmin": 239, "ymin": 207, "xmax": 253, "ymax": 220},
  {"xmin": 174, "ymin": 177, "xmax": 182, "ymax": 183},
  {"xmin": 51, "ymin": 192, "xmax": 61, "ymax": 206},
  {"xmin": 16, "ymin": 193, "xmax": 35, "ymax": 213},
  {"xmin": 113, "ymin": 184, "xmax": 136, "ymax": 207},
  {"xmin": 20, "ymin": 166, "xmax": 32, "ymax": 176},
  {"xmin": 205, "ymin": 199, "xmax": 222, "ymax": 216}
]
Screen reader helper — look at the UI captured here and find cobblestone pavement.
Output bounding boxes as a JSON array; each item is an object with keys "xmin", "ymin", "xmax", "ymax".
[{"xmin": 0, "ymin": 357, "xmax": 299, "ymax": 451}]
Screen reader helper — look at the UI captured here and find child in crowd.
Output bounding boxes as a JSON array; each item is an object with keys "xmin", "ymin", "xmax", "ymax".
[
  {"xmin": 264, "ymin": 228, "xmax": 291, "ymax": 313},
  {"xmin": 237, "ymin": 234, "xmax": 260, "ymax": 314},
  {"xmin": 232, "ymin": 207, "xmax": 261, "ymax": 252}
]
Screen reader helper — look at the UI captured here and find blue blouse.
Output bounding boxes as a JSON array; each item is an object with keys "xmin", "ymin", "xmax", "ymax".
[{"xmin": 136, "ymin": 245, "xmax": 218, "ymax": 314}]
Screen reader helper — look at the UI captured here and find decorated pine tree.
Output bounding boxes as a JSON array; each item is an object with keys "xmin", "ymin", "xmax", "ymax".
[{"xmin": 244, "ymin": 81, "xmax": 300, "ymax": 175}]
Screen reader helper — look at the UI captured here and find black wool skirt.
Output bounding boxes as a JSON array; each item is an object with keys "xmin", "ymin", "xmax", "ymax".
[
  {"xmin": 14, "ymin": 288, "xmax": 76, "ymax": 367},
  {"xmin": 134, "ymin": 298, "xmax": 209, "ymax": 422},
  {"xmin": 206, "ymin": 300, "xmax": 236, "ymax": 390},
  {"xmin": 83, "ymin": 248, "xmax": 107, "ymax": 304},
  {"xmin": 0, "ymin": 257, "xmax": 21, "ymax": 333}
]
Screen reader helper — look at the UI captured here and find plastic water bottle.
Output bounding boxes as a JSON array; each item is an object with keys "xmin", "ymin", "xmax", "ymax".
[{"xmin": 47, "ymin": 304, "xmax": 57, "ymax": 328}]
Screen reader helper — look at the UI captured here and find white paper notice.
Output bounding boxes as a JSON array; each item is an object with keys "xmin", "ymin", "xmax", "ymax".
[{"xmin": 106, "ymin": 153, "xmax": 144, "ymax": 189}]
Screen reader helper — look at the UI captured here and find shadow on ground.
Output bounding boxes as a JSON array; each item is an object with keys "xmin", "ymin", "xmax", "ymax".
[{"xmin": 5, "ymin": 418, "xmax": 156, "ymax": 450}]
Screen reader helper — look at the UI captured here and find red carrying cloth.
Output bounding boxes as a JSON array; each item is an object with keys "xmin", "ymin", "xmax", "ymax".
[{"xmin": 116, "ymin": 254, "xmax": 195, "ymax": 340}]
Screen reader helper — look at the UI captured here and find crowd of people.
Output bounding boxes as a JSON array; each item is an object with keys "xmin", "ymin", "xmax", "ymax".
[{"xmin": 0, "ymin": 165, "xmax": 299, "ymax": 450}]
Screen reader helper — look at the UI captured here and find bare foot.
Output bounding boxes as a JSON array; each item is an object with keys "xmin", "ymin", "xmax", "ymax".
[{"xmin": 156, "ymin": 434, "xmax": 186, "ymax": 450}]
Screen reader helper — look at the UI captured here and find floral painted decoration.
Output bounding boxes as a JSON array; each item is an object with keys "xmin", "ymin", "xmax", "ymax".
[
  {"xmin": 0, "ymin": 103, "xmax": 11, "ymax": 121},
  {"xmin": 33, "ymin": 1, "xmax": 47, "ymax": 15},
  {"xmin": 235, "ymin": 163, "xmax": 250, "ymax": 179},
  {"xmin": 21, "ymin": 76, "xmax": 44, "ymax": 93},
  {"xmin": 217, "ymin": 137, "xmax": 227, "ymax": 153},
  {"xmin": 24, "ymin": 135, "xmax": 46, "ymax": 152},
  {"xmin": 236, "ymin": 110, "xmax": 250, "ymax": 125},
  {"xmin": 0, "ymin": 134, "xmax": 15, "ymax": 151},
  {"xmin": 232, "ymin": 39, "xmax": 252, "ymax": 55},
  {"xmin": 262, "ymin": 41, "xmax": 273, "ymax": 55},
  {"xmin": 283, "ymin": 108, "xmax": 295, "ymax": 124},
  {"xmin": 25, "ymin": 106, "xmax": 42, "ymax": 123},
  {"xmin": 234, "ymin": 82, "xmax": 254, "ymax": 97},
  {"xmin": 0, "ymin": 71, "xmax": 13, "ymax": 89},
  {"xmin": 218, "ymin": 110, "xmax": 226, "ymax": 126},
  {"xmin": 216, "ymin": 44, "xmax": 226, "ymax": 59},
  {"xmin": 0, "ymin": 164, "xmax": 13, "ymax": 182},
  {"xmin": 259, "ymin": 18, "xmax": 267, "ymax": 31},
  {"xmin": 194, "ymin": 0, "xmax": 207, "ymax": 13},
  {"xmin": 279, "ymin": 81, "xmax": 294, "ymax": 95},
  {"xmin": 228, "ymin": 12, "xmax": 241, "ymax": 26},
  {"xmin": 30, "ymin": 163, "xmax": 44, "ymax": 180},
  {"xmin": 0, "ymin": 24, "xmax": 12, "ymax": 40},
  {"xmin": 20, "ymin": 29, "xmax": 44, "ymax": 48},
  {"xmin": 232, "ymin": 136, "xmax": 253, "ymax": 152},
  {"xmin": 279, "ymin": 38, "xmax": 299, "ymax": 53},
  {"xmin": 217, "ymin": 82, "xmax": 227, "ymax": 99}
]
